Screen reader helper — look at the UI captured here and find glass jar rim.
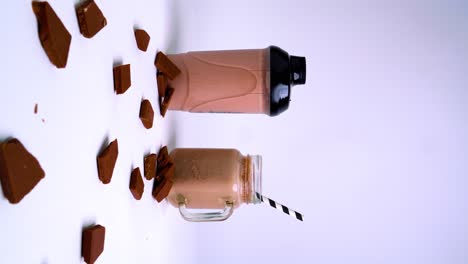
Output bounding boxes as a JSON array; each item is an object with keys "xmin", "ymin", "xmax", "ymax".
[{"xmin": 248, "ymin": 155, "xmax": 262, "ymax": 204}]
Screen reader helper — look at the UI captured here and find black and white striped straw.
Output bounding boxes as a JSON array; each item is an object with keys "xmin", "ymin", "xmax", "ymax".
[{"xmin": 256, "ymin": 192, "xmax": 304, "ymax": 222}]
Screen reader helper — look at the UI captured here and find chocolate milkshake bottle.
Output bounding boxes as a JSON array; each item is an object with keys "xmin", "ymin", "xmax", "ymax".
[
  {"xmin": 166, "ymin": 148, "xmax": 262, "ymax": 222},
  {"xmin": 167, "ymin": 46, "xmax": 306, "ymax": 116}
]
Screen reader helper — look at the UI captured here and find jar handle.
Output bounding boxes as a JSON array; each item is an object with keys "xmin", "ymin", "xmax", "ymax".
[{"xmin": 178, "ymin": 200, "xmax": 234, "ymax": 222}]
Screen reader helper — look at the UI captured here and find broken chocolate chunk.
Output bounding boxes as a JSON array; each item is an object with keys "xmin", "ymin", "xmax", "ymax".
[
  {"xmin": 96, "ymin": 139, "xmax": 118, "ymax": 184},
  {"xmin": 82, "ymin": 224, "xmax": 105, "ymax": 264},
  {"xmin": 154, "ymin": 51, "xmax": 180, "ymax": 80},
  {"xmin": 152, "ymin": 177, "xmax": 173, "ymax": 203},
  {"xmin": 34, "ymin": 104, "xmax": 38, "ymax": 114},
  {"xmin": 156, "ymin": 72, "xmax": 167, "ymax": 98},
  {"xmin": 134, "ymin": 29, "xmax": 150, "ymax": 52},
  {"xmin": 129, "ymin": 168, "xmax": 144, "ymax": 200},
  {"xmin": 160, "ymin": 87, "xmax": 174, "ymax": 117},
  {"xmin": 139, "ymin": 99, "xmax": 154, "ymax": 129},
  {"xmin": 156, "ymin": 160, "xmax": 174, "ymax": 181},
  {"xmin": 0, "ymin": 138, "xmax": 45, "ymax": 204},
  {"xmin": 156, "ymin": 146, "xmax": 169, "ymax": 170},
  {"xmin": 32, "ymin": 1, "xmax": 72, "ymax": 68},
  {"xmin": 113, "ymin": 64, "xmax": 131, "ymax": 94},
  {"xmin": 152, "ymin": 146, "xmax": 174, "ymax": 202},
  {"xmin": 144, "ymin": 153, "xmax": 157, "ymax": 180},
  {"xmin": 76, "ymin": 0, "xmax": 107, "ymax": 38}
]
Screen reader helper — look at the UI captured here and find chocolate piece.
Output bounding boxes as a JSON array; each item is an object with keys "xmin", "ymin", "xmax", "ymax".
[
  {"xmin": 156, "ymin": 72, "xmax": 167, "ymax": 98},
  {"xmin": 96, "ymin": 139, "xmax": 118, "ymax": 184},
  {"xmin": 113, "ymin": 64, "xmax": 131, "ymax": 94},
  {"xmin": 32, "ymin": 2, "xmax": 72, "ymax": 68},
  {"xmin": 154, "ymin": 51, "xmax": 180, "ymax": 80},
  {"xmin": 156, "ymin": 146, "xmax": 169, "ymax": 171},
  {"xmin": 152, "ymin": 146, "xmax": 174, "ymax": 202},
  {"xmin": 152, "ymin": 177, "xmax": 173, "ymax": 203},
  {"xmin": 156, "ymin": 160, "xmax": 174, "ymax": 181},
  {"xmin": 160, "ymin": 87, "xmax": 174, "ymax": 117},
  {"xmin": 129, "ymin": 168, "xmax": 144, "ymax": 200},
  {"xmin": 139, "ymin": 100, "xmax": 154, "ymax": 129},
  {"xmin": 82, "ymin": 225, "xmax": 105, "ymax": 264},
  {"xmin": 143, "ymin": 153, "xmax": 157, "ymax": 180},
  {"xmin": 76, "ymin": 0, "xmax": 107, "ymax": 38},
  {"xmin": 0, "ymin": 138, "xmax": 45, "ymax": 204},
  {"xmin": 134, "ymin": 29, "xmax": 150, "ymax": 52},
  {"xmin": 34, "ymin": 104, "xmax": 38, "ymax": 114}
]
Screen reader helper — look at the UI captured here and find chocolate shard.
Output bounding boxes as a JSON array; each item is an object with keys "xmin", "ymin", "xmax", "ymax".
[
  {"xmin": 160, "ymin": 87, "xmax": 174, "ymax": 117},
  {"xmin": 152, "ymin": 177, "xmax": 173, "ymax": 203},
  {"xmin": 32, "ymin": 1, "xmax": 72, "ymax": 68},
  {"xmin": 134, "ymin": 29, "xmax": 150, "ymax": 52},
  {"xmin": 156, "ymin": 146, "xmax": 169, "ymax": 171},
  {"xmin": 156, "ymin": 160, "xmax": 174, "ymax": 181},
  {"xmin": 113, "ymin": 64, "xmax": 131, "ymax": 94},
  {"xmin": 154, "ymin": 51, "xmax": 181, "ymax": 80},
  {"xmin": 82, "ymin": 225, "xmax": 105, "ymax": 264},
  {"xmin": 152, "ymin": 146, "xmax": 174, "ymax": 202},
  {"xmin": 156, "ymin": 72, "xmax": 167, "ymax": 98},
  {"xmin": 76, "ymin": 0, "xmax": 107, "ymax": 38},
  {"xmin": 129, "ymin": 168, "xmax": 144, "ymax": 200},
  {"xmin": 0, "ymin": 138, "xmax": 45, "ymax": 204},
  {"xmin": 96, "ymin": 139, "xmax": 118, "ymax": 184},
  {"xmin": 139, "ymin": 100, "xmax": 154, "ymax": 129},
  {"xmin": 144, "ymin": 153, "xmax": 157, "ymax": 180}
]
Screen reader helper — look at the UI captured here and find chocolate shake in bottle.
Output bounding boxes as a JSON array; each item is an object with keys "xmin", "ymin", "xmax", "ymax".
[
  {"xmin": 167, "ymin": 46, "xmax": 306, "ymax": 116},
  {"xmin": 166, "ymin": 148, "xmax": 262, "ymax": 222}
]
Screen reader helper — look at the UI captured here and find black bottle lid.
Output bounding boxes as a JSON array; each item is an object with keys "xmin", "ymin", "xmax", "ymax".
[
  {"xmin": 269, "ymin": 46, "xmax": 306, "ymax": 116},
  {"xmin": 290, "ymin": 56, "xmax": 306, "ymax": 85}
]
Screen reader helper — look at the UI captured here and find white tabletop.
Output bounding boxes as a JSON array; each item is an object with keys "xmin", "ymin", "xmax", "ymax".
[
  {"xmin": 2, "ymin": 1, "xmax": 468, "ymax": 264},
  {"xmin": 0, "ymin": 1, "xmax": 196, "ymax": 263}
]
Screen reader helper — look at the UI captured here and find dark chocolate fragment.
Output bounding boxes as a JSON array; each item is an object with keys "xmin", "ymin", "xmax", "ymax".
[
  {"xmin": 152, "ymin": 177, "xmax": 173, "ymax": 203},
  {"xmin": 129, "ymin": 168, "xmax": 144, "ymax": 200},
  {"xmin": 0, "ymin": 138, "xmax": 45, "ymax": 204},
  {"xmin": 154, "ymin": 51, "xmax": 181, "ymax": 80},
  {"xmin": 32, "ymin": 2, "xmax": 72, "ymax": 68},
  {"xmin": 82, "ymin": 224, "xmax": 105, "ymax": 264},
  {"xmin": 139, "ymin": 100, "xmax": 154, "ymax": 129},
  {"xmin": 96, "ymin": 139, "xmax": 118, "ymax": 184},
  {"xmin": 156, "ymin": 146, "xmax": 169, "ymax": 171},
  {"xmin": 134, "ymin": 29, "xmax": 150, "ymax": 52},
  {"xmin": 113, "ymin": 64, "xmax": 131, "ymax": 94},
  {"xmin": 156, "ymin": 160, "xmax": 174, "ymax": 181},
  {"xmin": 156, "ymin": 72, "xmax": 167, "ymax": 98},
  {"xmin": 152, "ymin": 146, "xmax": 174, "ymax": 202},
  {"xmin": 144, "ymin": 153, "xmax": 157, "ymax": 180},
  {"xmin": 34, "ymin": 104, "xmax": 38, "ymax": 114},
  {"xmin": 76, "ymin": 0, "xmax": 107, "ymax": 38},
  {"xmin": 160, "ymin": 87, "xmax": 174, "ymax": 117}
]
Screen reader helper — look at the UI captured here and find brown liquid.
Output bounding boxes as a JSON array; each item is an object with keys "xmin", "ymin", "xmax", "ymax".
[
  {"xmin": 167, "ymin": 149, "xmax": 249, "ymax": 209},
  {"xmin": 167, "ymin": 49, "xmax": 270, "ymax": 113}
]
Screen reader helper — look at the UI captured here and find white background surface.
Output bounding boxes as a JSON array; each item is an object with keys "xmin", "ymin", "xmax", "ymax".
[{"xmin": 1, "ymin": 0, "xmax": 468, "ymax": 263}]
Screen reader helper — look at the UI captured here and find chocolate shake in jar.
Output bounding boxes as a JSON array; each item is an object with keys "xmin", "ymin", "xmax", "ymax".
[
  {"xmin": 166, "ymin": 46, "xmax": 306, "ymax": 116},
  {"xmin": 166, "ymin": 148, "xmax": 262, "ymax": 222}
]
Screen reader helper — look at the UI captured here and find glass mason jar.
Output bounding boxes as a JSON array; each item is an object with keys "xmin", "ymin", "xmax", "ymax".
[{"xmin": 166, "ymin": 148, "xmax": 262, "ymax": 222}]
